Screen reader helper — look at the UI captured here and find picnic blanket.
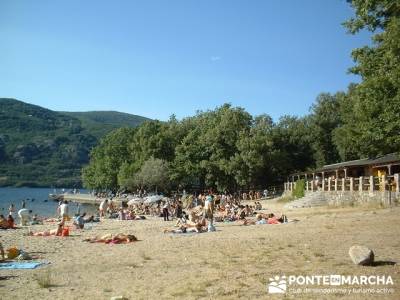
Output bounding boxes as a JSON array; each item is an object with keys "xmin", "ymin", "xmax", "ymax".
[{"xmin": 0, "ymin": 261, "xmax": 46, "ymax": 269}]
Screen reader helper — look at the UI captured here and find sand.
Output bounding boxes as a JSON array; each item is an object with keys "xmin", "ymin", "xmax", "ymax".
[{"xmin": 0, "ymin": 199, "xmax": 399, "ymax": 300}]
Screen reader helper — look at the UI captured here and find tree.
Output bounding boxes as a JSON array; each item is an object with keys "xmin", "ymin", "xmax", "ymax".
[
  {"xmin": 132, "ymin": 157, "xmax": 170, "ymax": 192},
  {"xmin": 270, "ymin": 116, "xmax": 315, "ymax": 182},
  {"xmin": 334, "ymin": 0, "xmax": 400, "ymax": 159},
  {"xmin": 309, "ymin": 92, "xmax": 342, "ymax": 166},
  {"xmin": 171, "ymin": 104, "xmax": 253, "ymax": 192},
  {"xmin": 82, "ymin": 127, "xmax": 136, "ymax": 191},
  {"xmin": 231, "ymin": 114, "xmax": 274, "ymax": 188}
]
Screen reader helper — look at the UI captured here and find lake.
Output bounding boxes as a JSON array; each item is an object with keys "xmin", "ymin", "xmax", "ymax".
[{"xmin": 0, "ymin": 187, "xmax": 98, "ymax": 218}]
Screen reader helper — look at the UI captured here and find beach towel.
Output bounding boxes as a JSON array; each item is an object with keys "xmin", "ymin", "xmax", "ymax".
[{"xmin": 0, "ymin": 261, "xmax": 46, "ymax": 269}]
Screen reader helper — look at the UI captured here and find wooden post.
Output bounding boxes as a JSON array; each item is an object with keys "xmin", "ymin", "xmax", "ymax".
[
  {"xmin": 334, "ymin": 178, "xmax": 338, "ymax": 191},
  {"xmin": 395, "ymin": 174, "xmax": 399, "ymax": 193},
  {"xmin": 381, "ymin": 175, "xmax": 387, "ymax": 191},
  {"xmin": 349, "ymin": 177, "xmax": 354, "ymax": 191},
  {"xmin": 342, "ymin": 178, "xmax": 345, "ymax": 191},
  {"xmin": 388, "ymin": 165, "xmax": 392, "ymax": 175},
  {"xmin": 305, "ymin": 174, "xmax": 308, "ymax": 191},
  {"xmin": 344, "ymin": 168, "xmax": 347, "ymax": 178},
  {"xmin": 328, "ymin": 177, "xmax": 331, "ymax": 191},
  {"xmin": 370, "ymin": 176, "xmax": 374, "ymax": 193},
  {"xmin": 359, "ymin": 176, "xmax": 363, "ymax": 193},
  {"xmin": 381, "ymin": 174, "xmax": 387, "ymax": 206},
  {"xmin": 312, "ymin": 173, "xmax": 315, "ymax": 191},
  {"xmin": 322, "ymin": 172, "xmax": 325, "ymax": 191}
]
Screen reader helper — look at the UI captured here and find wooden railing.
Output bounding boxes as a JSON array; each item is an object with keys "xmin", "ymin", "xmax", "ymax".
[{"xmin": 284, "ymin": 174, "xmax": 400, "ymax": 193}]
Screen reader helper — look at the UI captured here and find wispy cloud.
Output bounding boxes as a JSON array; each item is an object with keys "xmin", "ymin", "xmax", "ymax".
[{"xmin": 210, "ymin": 56, "xmax": 221, "ymax": 61}]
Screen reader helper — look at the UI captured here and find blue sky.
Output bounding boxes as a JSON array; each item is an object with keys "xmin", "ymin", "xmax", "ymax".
[{"xmin": 0, "ymin": 0, "xmax": 371, "ymax": 121}]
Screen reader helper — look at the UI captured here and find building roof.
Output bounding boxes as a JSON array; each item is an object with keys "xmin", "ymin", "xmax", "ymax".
[
  {"xmin": 317, "ymin": 153, "xmax": 400, "ymax": 173},
  {"xmin": 369, "ymin": 152, "xmax": 400, "ymax": 166},
  {"xmin": 290, "ymin": 153, "xmax": 400, "ymax": 176}
]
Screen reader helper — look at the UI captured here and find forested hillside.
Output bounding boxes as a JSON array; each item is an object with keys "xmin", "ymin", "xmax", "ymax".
[{"xmin": 0, "ymin": 98, "xmax": 150, "ymax": 187}]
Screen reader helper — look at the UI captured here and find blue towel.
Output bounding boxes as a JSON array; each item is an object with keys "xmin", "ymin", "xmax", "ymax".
[{"xmin": 0, "ymin": 261, "xmax": 45, "ymax": 269}]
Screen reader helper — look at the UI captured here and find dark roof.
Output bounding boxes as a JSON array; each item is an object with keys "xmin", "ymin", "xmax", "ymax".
[
  {"xmin": 290, "ymin": 153, "xmax": 400, "ymax": 176},
  {"xmin": 317, "ymin": 153, "xmax": 400, "ymax": 172},
  {"xmin": 319, "ymin": 158, "xmax": 371, "ymax": 172},
  {"xmin": 369, "ymin": 153, "xmax": 400, "ymax": 166}
]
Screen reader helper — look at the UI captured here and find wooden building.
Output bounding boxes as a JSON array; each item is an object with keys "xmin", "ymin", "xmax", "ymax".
[{"xmin": 285, "ymin": 153, "xmax": 400, "ymax": 194}]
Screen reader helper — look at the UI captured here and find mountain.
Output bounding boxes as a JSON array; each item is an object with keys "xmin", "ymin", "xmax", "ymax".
[
  {"xmin": 62, "ymin": 111, "xmax": 150, "ymax": 139},
  {"xmin": 0, "ymin": 98, "xmax": 150, "ymax": 187}
]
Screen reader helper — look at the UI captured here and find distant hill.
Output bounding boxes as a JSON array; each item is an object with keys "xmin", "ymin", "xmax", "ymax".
[
  {"xmin": 0, "ymin": 98, "xmax": 150, "ymax": 187},
  {"xmin": 62, "ymin": 111, "xmax": 150, "ymax": 138}
]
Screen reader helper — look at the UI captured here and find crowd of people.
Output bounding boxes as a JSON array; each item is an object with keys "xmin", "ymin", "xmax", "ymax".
[{"xmin": 1, "ymin": 188, "xmax": 289, "ymax": 241}]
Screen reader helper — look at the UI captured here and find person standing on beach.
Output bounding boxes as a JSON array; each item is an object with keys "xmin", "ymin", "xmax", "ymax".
[
  {"xmin": 60, "ymin": 201, "xmax": 70, "ymax": 221},
  {"xmin": 162, "ymin": 201, "xmax": 169, "ymax": 221},
  {"xmin": 204, "ymin": 189, "xmax": 216, "ymax": 231},
  {"xmin": 8, "ymin": 204, "xmax": 15, "ymax": 217},
  {"xmin": 99, "ymin": 199, "xmax": 108, "ymax": 217}
]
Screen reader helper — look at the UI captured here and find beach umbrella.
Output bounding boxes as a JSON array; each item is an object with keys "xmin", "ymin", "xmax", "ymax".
[
  {"xmin": 144, "ymin": 195, "xmax": 164, "ymax": 204},
  {"xmin": 127, "ymin": 197, "xmax": 144, "ymax": 205}
]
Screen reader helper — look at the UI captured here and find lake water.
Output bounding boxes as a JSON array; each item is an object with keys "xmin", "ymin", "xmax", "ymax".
[{"xmin": 0, "ymin": 187, "xmax": 98, "ymax": 218}]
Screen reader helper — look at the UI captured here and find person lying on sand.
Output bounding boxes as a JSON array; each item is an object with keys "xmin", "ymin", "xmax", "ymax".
[
  {"xmin": 0, "ymin": 215, "xmax": 10, "ymax": 229},
  {"xmin": 241, "ymin": 213, "xmax": 289, "ymax": 226},
  {"xmin": 83, "ymin": 233, "xmax": 138, "ymax": 244},
  {"xmin": 30, "ymin": 214, "xmax": 43, "ymax": 225},
  {"xmin": 29, "ymin": 220, "xmax": 64, "ymax": 236},
  {"xmin": 164, "ymin": 222, "xmax": 206, "ymax": 234}
]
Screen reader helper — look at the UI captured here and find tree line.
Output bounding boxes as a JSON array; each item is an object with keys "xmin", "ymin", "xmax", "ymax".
[{"xmin": 82, "ymin": 0, "xmax": 399, "ymax": 193}]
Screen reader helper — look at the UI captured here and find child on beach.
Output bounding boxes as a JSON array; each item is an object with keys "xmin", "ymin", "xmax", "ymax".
[{"xmin": 73, "ymin": 213, "xmax": 86, "ymax": 229}]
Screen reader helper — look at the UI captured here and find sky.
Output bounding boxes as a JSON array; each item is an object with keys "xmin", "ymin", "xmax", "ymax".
[{"xmin": 0, "ymin": 0, "xmax": 371, "ymax": 121}]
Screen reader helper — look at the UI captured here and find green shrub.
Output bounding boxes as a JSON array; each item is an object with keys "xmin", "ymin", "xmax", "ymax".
[
  {"xmin": 277, "ymin": 194, "xmax": 294, "ymax": 203},
  {"xmin": 292, "ymin": 179, "xmax": 305, "ymax": 198}
]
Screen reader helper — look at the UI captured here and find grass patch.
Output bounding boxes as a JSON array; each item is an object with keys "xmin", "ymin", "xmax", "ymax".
[
  {"xmin": 34, "ymin": 269, "xmax": 54, "ymax": 288},
  {"xmin": 140, "ymin": 253, "xmax": 152, "ymax": 261},
  {"xmin": 333, "ymin": 261, "xmax": 347, "ymax": 267},
  {"xmin": 277, "ymin": 195, "xmax": 294, "ymax": 203},
  {"xmin": 292, "ymin": 179, "xmax": 305, "ymax": 198},
  {"xmin": 126, "ymin": 262, "xmax": 140, "ymax": 268}
]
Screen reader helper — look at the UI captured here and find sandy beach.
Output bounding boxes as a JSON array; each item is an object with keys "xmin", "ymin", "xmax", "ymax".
[{"xmin": 0, "ymin": 199, "xmax": 399, "ymax": 300}]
